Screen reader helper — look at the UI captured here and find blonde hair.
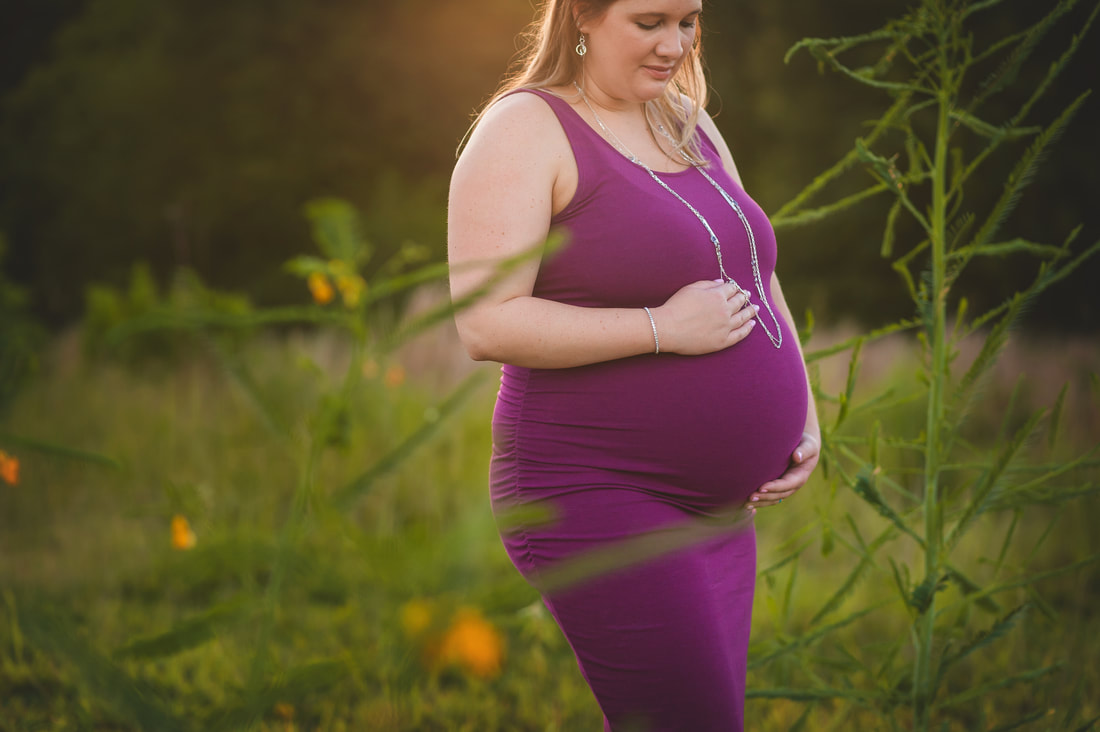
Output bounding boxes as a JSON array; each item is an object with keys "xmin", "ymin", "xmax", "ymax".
[{"xmin": 462, "ymin": 0, "xmax": 710, "ymax": 165}]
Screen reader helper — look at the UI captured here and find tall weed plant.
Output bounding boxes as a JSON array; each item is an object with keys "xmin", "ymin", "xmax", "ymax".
[{"xmin": 757, "ymin": 0, "xmax": 1100, "ymax": 728}]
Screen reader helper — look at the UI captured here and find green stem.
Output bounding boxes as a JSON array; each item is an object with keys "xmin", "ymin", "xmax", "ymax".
[{"xmin": 914, "ymin": 10, "xmax": 953, "ymax": 728}]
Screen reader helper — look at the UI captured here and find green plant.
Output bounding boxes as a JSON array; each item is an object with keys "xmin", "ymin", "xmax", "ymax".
[
  {"xmin": 10, "ymin": 198, "xmax": 493, "ymax": 730},
  {"xmin": 754, "ymin": 1, "xmax": 1100, "ymax": 729}
]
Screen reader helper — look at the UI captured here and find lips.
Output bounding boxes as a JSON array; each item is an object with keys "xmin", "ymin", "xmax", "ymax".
[{"xmin": 644, "ymin": 65, "xmax": 674, "ymax": 80}]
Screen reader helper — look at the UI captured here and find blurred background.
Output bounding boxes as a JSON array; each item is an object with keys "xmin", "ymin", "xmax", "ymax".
[
  {"xmin": 1, "ymin": 0, "xmax": 1098, "ymax": 729},
  {"xmin": 2, "ymin": 0, "xmax": 1098, "ymax": 332}
]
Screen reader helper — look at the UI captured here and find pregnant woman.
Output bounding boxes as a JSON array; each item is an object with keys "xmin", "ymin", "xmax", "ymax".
[{"xmin": 447, "ymin": 0, "xmax": 820, "ymax": 728}]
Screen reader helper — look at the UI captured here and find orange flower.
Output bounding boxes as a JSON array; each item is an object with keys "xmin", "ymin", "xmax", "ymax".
[
  {"xmin": 438, "ymin": 608, "xmax": 505, "ymax": 678},
  {"xmin": 171, "ymin": 514, "xmax": 196, "ymax": 550},
  {"xmin": 307, "ymin": 271, "xmax": 334, "ymax": 305},
  {"xmin": 384, "ymin": 364, "xmax": 406, "ymax": 389},
  {"xmin": 0, "ymin": 451, "xmax": 19, "ymax": 485},
  {"xmin": 274, "ymin": 702, "xmax": 295, "ymax": 720}
]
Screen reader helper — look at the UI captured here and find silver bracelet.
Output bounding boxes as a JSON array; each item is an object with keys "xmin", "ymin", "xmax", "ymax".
[{"xmin": 643, "ymin": 307, "xmax": 660, "ymax": 355}]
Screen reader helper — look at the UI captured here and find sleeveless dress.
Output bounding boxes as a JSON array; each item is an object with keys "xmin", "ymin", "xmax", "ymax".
[{"xmin": 490, "ymin": 88, "xmax": 809, "ymax": 731}]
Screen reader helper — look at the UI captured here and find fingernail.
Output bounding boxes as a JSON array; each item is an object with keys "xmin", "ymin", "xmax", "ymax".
[
  {"xmin": 795, "ymin": 451, "xmax": 803, "ymax": 462},
  {"xmin": 751, "ymin": 496, "xmax": 759, "ymax": 502},
  {"xmin": 753, "ymin": 304, "xmax": 760, "ymax": 312},
  {"xmin": 748, "ymin": 320, "xmax": 756, "ymax": 328}
]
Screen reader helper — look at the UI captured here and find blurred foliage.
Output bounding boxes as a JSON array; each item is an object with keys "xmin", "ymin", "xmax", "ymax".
[
  {"xmin": 0, "ymin": 234, "xmax": 44, "ymax": 416},
  {"xmin": 83, "ymin": 263, "xmax": 253, "ymax": 363},
  {"xmin": 1, "ymin": 0, "xmax": 1097, "ymax": 330}
]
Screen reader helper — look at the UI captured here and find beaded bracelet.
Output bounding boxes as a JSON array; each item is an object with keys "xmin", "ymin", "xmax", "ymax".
[{"xmin": 643, "ymin": 307, "xmax": 660, "ymax": 355}]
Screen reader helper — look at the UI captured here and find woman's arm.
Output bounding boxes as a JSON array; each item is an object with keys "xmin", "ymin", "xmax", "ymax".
[{"xmin": 448, "ymin": 94, "xmax": 756, "ymax": 369}]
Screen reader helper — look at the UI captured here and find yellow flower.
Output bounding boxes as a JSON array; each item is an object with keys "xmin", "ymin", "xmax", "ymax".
[
  {"xmin": 307, "ymin": 271, "xmax": 335, "ymax": 305},
  {"xmin": 335, "ymin": 273, "xmax": 366, "ymax": 307},
  {"xmin": 171, "ymin": 514, "xmax": 196, "ymax": 550},
  {"xmin": 0, "ymin": 451, "xmax": 19, "ymax": 485},
  {"xmin": 400, "ymin": 598, "xmax": 433, "ymax": 638},
  {"xmin": 438, "ymin": 608, "xmax": 505, "ymax": 678},
  {"xmin": 384, "ymin": 364, "xmax": 406, "ymax": 389}
]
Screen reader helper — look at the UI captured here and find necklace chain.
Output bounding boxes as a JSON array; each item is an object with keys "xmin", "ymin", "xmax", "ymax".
[{"xmin": 573, "ymin": 83, "xmax": 783, "ymax": 350}]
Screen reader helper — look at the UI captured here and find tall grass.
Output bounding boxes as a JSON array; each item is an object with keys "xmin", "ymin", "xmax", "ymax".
[{"xmin": 758, "ymin": 0, "xmax": 1100, "ymax": 728}]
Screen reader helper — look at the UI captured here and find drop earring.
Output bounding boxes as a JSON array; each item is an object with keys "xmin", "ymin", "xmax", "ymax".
[{"xmin": 575, "ymin": 33, "xmax": 587, "ymax": 57}]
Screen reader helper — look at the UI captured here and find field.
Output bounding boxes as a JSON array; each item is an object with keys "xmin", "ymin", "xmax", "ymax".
[{"xmin": 0, "ymin": 316, "xmax": 1098, "ymax": 731}]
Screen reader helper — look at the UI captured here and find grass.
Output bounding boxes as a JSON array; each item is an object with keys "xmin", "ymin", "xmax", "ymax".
[{"xmin": 0, "ymin": 325, "xmax": 1097, "ymax": 730}]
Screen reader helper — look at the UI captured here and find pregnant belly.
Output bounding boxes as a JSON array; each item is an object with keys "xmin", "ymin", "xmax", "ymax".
[{"xmin": 496, "ymin": 334, "xmax": 809, "ymax": 511}]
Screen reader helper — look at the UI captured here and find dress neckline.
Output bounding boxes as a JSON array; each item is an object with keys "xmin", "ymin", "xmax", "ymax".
[{"xmin": 532, "ymin": 88, "xmax": 699, "ymax": 179}]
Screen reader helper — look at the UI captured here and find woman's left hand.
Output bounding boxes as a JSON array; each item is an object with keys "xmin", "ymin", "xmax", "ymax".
[{"xmin": 747, "ymin": 433, "xmax": 820, "ymax": 510}]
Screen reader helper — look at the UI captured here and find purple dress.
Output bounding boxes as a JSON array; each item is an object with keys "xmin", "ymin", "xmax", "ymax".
[{"xmin": 490, "ymin": 88, "xmax": 809, "ymax": 731}]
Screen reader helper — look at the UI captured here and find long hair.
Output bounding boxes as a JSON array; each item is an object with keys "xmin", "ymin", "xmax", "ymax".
[{"xmin": 461, "ymin": 0, "xmax": 709, "ymax": 165}]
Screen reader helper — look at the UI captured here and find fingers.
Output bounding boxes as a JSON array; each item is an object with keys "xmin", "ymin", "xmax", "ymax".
[
  {"xmin": 724, "ymin": 298, "xmax": 758, "ymax": 345},
  {"xmin": 748, "ymin": 450, "xmax": 819, "ymax": 508}
]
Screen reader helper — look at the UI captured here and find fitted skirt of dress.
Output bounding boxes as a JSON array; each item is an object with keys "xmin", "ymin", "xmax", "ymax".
[{"xmin": 490, "ymin": 337, "xmax": 807, "ymax": 731}]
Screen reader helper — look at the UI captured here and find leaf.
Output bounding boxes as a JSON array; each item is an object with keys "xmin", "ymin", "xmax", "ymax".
[
  {"xmin": 937, "ymin": 664, "xmax": 1060, "ymax": 708},
  {"xmin": 832, "ymin": 337, "xmax": 864, "ymax": 430},
  {"xmin": 114, "ymin": 601, "xmax": 247, "ymax": 660},
  {"xmin": 805, "ymin": 318, "xmax": 920, "ymax": 364},
  {"xmin": 881, "ymin": 198, "xmax": 902, "ymax": 258},
  {"xmin": 935, "ymin": 604, "xmax": 1029, "ymax": 686},
  {"xmin": 851, "ymin": 467, "xmax": 923, "ymax": 545},
  {"xmin": 538, "ymin": 507, "xmax": 755, "ymax": 594},
  {"xmin": 747, "ymin": 604, "xmax": 882, "ymax": 670},
  {"xmin": 20, "ymin": 601, "xmax": 185, "ymax": 732},
  {"xmin": 773, "ymin": 91, "xmax": 913, "ymax": 221},
  {"xmin": 965, "ymin": 0, "xmax": 1076, "ymax": 112},
  {"xmin": 945, "ymin": 405, "xmax": 1045, "ymax": 550},
  {"xmin": 333, "ymin": 369, "xmax": 488, "ymax": 509},
  {"xmin": 943, "ymin": 564, "xmax": 1000, "ymax": 614},
  {"xmin": 948, "ymin": 110, "xmax": 1039, "ymax": 139},
  {"xmin": 303, "ymin": 198, "xmax": 370, "ymax": 265},
  {"xmin": 855, "ymin": 138, "xmax": 932, "ymax": 233},
  {"xmin": 771, "ymin": 183, "xmax": 888, "ymax": 230},
  {"xmin": 987, "ymin": 709, "xmax": 1052, "ymax": 732},
  {"xmin": 950, "ymin": 238, "xmax": 1066, "ymax": 262},
  {"xmin": 820, "ymin": 523, "xmax": 834, "ymax": 558},
  {"xmin": 960, "ymin": 91, "xmax": 1090, "ymax": 262},
  {"xmin": 1007, "ymin": 0, "xmax": 1098, "ymax": 127},
  {"xmin": 0, "ymin": 431, "xmax": 120, "ymax": 469},
  {"xmin": 1047, "ymin": 383, "xmax": 1068, "ymax": 450},
  {"xmin": 809, "ymin": 522, "xmax": 895, "ymax": 625},
  {"xmin": 973, "ymin": 552, "xmax": 1100, "ymax": 605},
  {"xmin": 208, "ymin": 334, "xmax": 289, "ymax": 440},
  {"xmin": 759, "ymin": 540, "xmax": 813, "ymax": 577}
]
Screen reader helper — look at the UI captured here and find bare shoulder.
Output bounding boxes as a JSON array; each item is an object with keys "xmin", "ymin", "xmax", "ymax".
[
  {"xmin": 454, "ymin": 90, "xmax": 576, "ymax": 217},
  {"xmin": 696, "ymin": 108, "xmax": 745, "ymax": 189},
  {"xmin": 458, "ymin": 91, "xmax": 570, "ymax": 174}
]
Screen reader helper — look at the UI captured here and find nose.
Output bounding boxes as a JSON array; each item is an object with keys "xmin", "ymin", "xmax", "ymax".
[{"xmin": 655, "ymin": 25, "xmax": 686, "ymax": 60}]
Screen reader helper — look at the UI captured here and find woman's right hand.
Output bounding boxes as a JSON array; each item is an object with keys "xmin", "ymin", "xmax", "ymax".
[{"xmin": 653, "ymin": 280, "xmax": 758, "ymax": 355}]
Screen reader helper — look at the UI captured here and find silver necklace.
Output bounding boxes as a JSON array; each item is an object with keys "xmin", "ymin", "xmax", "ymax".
[{"xmin": 573, "ymin": 82, "xmax": 783, "ymax": 349}]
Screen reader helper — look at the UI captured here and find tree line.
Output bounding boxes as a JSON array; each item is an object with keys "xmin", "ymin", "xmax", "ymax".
[{"xmin": 1, "ymin": 0, "xmax": 1096, "ymax": 330}]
